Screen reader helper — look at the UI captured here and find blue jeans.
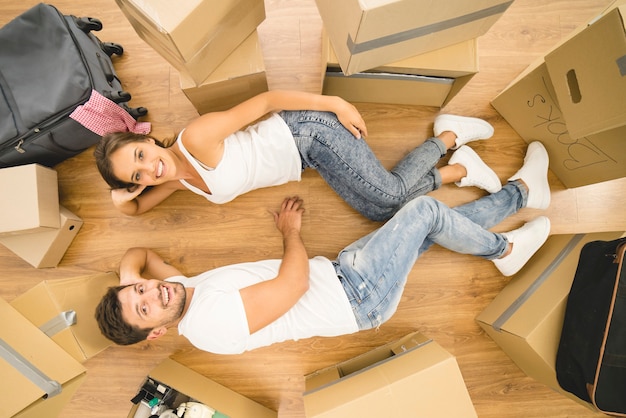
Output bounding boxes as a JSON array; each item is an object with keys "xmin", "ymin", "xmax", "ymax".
[
  {"xmin": 333, "ymin": 181, "xmax": 528, "ymax": 330},
  {"xmin": 279, "ymin": 110, "xmax": 445, "ymax": 221}
]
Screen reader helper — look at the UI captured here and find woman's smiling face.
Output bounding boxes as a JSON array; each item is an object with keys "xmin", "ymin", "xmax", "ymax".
[{"xmin": 110, "ymin": 138, "xmax": 172, "ymax": 186}]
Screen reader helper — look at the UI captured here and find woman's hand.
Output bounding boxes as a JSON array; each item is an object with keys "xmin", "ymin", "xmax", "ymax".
[
  {"xmin": 333, "ymin": 97, "xmax": 368, "ymax": 139},
  {"xmin": 111, "ymin": 185, "xmax": 146, "ymax": 207}
]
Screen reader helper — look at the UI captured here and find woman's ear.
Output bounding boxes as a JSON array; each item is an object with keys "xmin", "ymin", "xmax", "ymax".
[{"xmin": 147, "ymin": 326, "xmax": 168, "ymax": 341}]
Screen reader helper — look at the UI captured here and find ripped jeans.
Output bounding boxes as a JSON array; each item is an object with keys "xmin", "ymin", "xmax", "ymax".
[{"xmin": 333, "ymin": 181, "xmax": 528, "ymax": 330}]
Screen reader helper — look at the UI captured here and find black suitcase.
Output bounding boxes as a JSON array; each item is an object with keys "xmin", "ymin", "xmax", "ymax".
[
  {"xmin": 0, "ymin": 2, "xmax": 147, "ymax": 168},
  {"xmin": 556, "ymin": 236, "xmax": 626, "ymax": 416}
]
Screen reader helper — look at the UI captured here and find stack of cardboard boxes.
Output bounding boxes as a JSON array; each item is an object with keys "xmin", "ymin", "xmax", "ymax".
[
  {"xmin": 115, "ymin": 0, "xmax": 268, "ymax": 114},
  {"xmin": 0, "ymin": 163, "xmax": 82, "ymax": 268},
  {"xmin": 476, "ymin": 1, "xmax": 626, "ymax": 411},
  {"xmin": 318, "ymin": 0, "xmax": 513, "ymax": 107},
  {"xmin": 492, "ymin": 1, "xmax": 626, "ymax": 188}
]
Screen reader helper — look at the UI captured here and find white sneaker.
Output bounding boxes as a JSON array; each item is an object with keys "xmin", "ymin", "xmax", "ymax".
[
  {"xmin": 493, "ymin": 216, "xmax": 551, "ymax": 276},
  {"xmin": 449, "ymin": 146, "xmax": 501, "ymax": 193},
  {"xmin": 434, "ymin": 114, "xmax": 494, "ymax": 149},
  {"xmin": 508, "ymin": 141, "xmax": 551, "ymax": 210}
]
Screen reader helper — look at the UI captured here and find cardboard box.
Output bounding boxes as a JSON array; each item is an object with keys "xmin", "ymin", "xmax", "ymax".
[
  {"xmin": 476, "ymin": 232, "xmax": 625, "ymax": 407},
  {"xmin": 10, "ymin": 272, "xmax": 120, "ymax": 362},
  {"xmin": 0, "ymin": 297, "xmax": 86, "ymax": 418},
  {"xmin": 0, "ymin": 206, "xmax": 82, "ymax": 268},
  {"xmin": 116, "ymin": 0, "xmax": 266, "ymax": 84},
  {"xmin": 127, "ymin": 358, "xmax": 277, "ymax": 418},
  {"xmin": 303, "ymin": 331, "xmax": 477, "ymax": 417},
  {"xmin": 491, "ymin": 59, "xmax": 626, "ymax": 188},
  {"xmin": 323, "ymin": 38, "xmax": 477, "ymax": 107},
  {"xmin": 315, "ymin": 0, "xmax": 512, "ymax": 75},
  {"xmin": 544, "ymin": 5, "xmax": 626, "ymax": 139},
  {"xmin": 181, "ymin": 31, "xmax": 268, "ymax": 114},
  {"xmin": 0, "ymin": 163, "xmax": 59, "ymax": 236}
]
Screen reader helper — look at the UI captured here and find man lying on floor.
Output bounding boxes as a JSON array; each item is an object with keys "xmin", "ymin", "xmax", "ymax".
[{"xmin": 95, "ymin": 142, "xmax": 551, "ymax": 355}]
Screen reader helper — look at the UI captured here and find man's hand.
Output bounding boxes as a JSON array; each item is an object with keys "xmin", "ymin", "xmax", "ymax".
[{"xmin": 273, "ymin": 196, "xmax": 305, "ymax": 237}]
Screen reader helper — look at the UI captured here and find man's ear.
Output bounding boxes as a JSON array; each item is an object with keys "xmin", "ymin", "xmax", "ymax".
[{"xmin": 147, "ymin": 326, "xmax": 167, "ymax": 340}]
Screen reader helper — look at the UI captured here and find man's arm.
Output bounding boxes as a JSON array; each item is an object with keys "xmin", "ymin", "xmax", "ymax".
[
  {"xmin": 118, "ymin": 247, "xmax": 184, "ymax": 285},
  {"xmin": 239, "ymin": 197, "xmax": 310, "ymax": 334}
]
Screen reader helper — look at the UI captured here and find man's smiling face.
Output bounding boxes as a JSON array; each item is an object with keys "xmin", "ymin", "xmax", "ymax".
[{"xmin": 118, "ymin": 279, "xmax": 186, "ymax": 332}]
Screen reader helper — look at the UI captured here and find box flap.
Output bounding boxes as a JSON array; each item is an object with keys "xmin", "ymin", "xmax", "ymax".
[
  {"xmin": 304, "ymin": 333, "xmax": 476, "ymax": 417},
  {"xmin": 0, "ymin": 297, "xmax": 85, "ymax": 417},
  {"xmin": 10, "ymin": 272, "xmax": 119, "ymax": 361},
  {"xmin": 149, "ymin": 358, "xmax": 277, "ymax": 418},
  {"xmin": 545, "ymin": 5, "xmax": 626, "ymax": 138}
]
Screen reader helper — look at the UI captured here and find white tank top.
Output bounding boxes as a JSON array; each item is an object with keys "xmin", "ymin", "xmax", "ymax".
[{"xmin": 177, "ymin": 113, "xmax": 301, "ymax": 204}]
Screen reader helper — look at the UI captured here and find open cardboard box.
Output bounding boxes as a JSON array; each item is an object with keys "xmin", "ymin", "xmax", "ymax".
[
  {"xmin": 492, "ymin": 0, "xmax": 626, "ymax": 188},
  {"xmin": 315, "ymin": 0, "xmax": 511, "ymax": 75},
  {"xmin": 0, "ymin": 163, "xmax": 59, "ymax": 237},
  {"xmin": 127, "ymin": 358, "xmax": 277, "ymax": 418},
  {"xmin": 303, "ymin": 331, "xmax": 477, "ymax": 417},
  {"xmin": 10, "ymin": 272, "xmax": 120, "ymax": 362},
  {"xmin": 0, "ymin": 205, "xmax": 82, "ymax": 268},
  {"xmin": 0, "ymin": 297, "xmax": 86, "ymax": 418},
  {"xmin": 476, "ymin": 231, "xmax": 625, "ymax": 409},
  {"xmin": 491, "ymin": 59, "xmax": 626, "ymax": 188},
  {"xmin": 323, "ymin": 38, "xmax": 478, "ymax": 107},
  {"xmin": 115, "ymin": 0, "xmax": 266, "ymax": 84},
  {"xmin": 544, "ymin": 4, "xmax": 626, "ymax": 139},
  {"xmin": 180, "ymin": 31, "xmax": 268, "ymax": 114}
]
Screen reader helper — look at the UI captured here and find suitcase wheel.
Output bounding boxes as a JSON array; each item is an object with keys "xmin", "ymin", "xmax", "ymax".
[
  {"xmin": 75, "ymin": 17, "xmax": 103, "ymax": 33},
  {"xmin": 103, "ymin": 90, "xmax": 132, "ymax": 104},
  {"xmin": 102, "ymin": 42, "xmax": 124, "ymax": 57},
  {"xmin": 129, "ymin": 107, "xmax": 149, "ymax": 119}
]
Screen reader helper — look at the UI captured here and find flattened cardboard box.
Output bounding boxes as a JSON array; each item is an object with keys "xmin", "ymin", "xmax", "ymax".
[
  {"xmin": 303, "ymin": 331, "xmax": 477, "ymax": 417},
  {"xmin": 181, "ymin": 31, "xmax": 268, "ymax": 114},
  {"xmin": 476, "ymin": 231, "xmax": 625, "ymax": 408},
  {"xmin": 127, "ymin": 358, "xmax": 277, "ymax": 418},
  {"xmin": 315, "ymin": 0, "xmax": 511, "ymax": 75},
  {"xmin": 545, "ymin": 4, "xmax": 626, "ymax": 139},
  {"xmin": 0, "ymin": 163, "xmax": 59, "ymax": 236},
  {"xmin": 491, "ymin": 59, "xmax": 626, "ymax": 188},
  {"xmin": 116, "ymin": 0, "xmax": 265, "ymax": 84},
  {"xmin": 10, "ymin": 272, "xmax": 120, "ymax": 362},
  {"xmin": 323, "ymin": 39, "xmax": 478, "ymax": 107},
  {"xmin": 0, "ymin": 205, "xmax": 82, "ymax": 268},
  {"xmin": 0, "ymin": 297, "xmax": 85, "ymax": 418}
]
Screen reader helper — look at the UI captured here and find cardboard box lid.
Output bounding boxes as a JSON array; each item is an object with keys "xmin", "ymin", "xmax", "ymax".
[
  {"xmin": 180, "ymin": 30, "xmax": 265, "ymax": 89},
  {"xmin": 10, "ymin": 272, "xmax": 120, "ymax": 362},
  {"xmin": 148, "ymin": 358, "xmax": 277, "ymax": 418},
  {"xmin": 117, "ymin": 0, "xmax": 253, "ymax": 61},
  {"xmin": 0, "ymin": 164, "xmax": 59, "ymax": 235},
  {"xmin": 303, "ymin": 332, "xmax": 477, "ymax": 417},
  {"xmin": 545, "ymin": 4, "xmax": 626, "ymax": 138},
  {"xmin": 0, "ymin": 206, "xmax": 83, "ymax": 268},
  {"xmin": 0, "ymin": 297, "xmax": 85, "ymax": 417},
  {"xmin": 317, "ymin": 0, "xmax": 510, "ymax": 75},
  {"xmin": 327, "ymin": 38, "xmax": 478, "ymax": 77}
]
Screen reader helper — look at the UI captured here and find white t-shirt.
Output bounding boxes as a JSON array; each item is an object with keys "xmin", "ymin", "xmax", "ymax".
[
  {"xmin": 170, "ymin": 256, "xmax": 358, "ymax": 355},
  {"xmin": 177, "ymin": 113, "xmax": 302, "ymax": 204}
]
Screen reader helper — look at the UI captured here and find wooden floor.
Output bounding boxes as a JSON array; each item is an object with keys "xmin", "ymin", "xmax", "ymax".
[{"xmin": 2, "ymin": 0, "xmax": 625, "ymax": 417}]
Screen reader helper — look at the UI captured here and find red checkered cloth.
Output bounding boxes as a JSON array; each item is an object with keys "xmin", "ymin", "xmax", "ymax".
[{"xmin": 69, "ymin": 89, "xmax": 151, "ymax": 135}]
